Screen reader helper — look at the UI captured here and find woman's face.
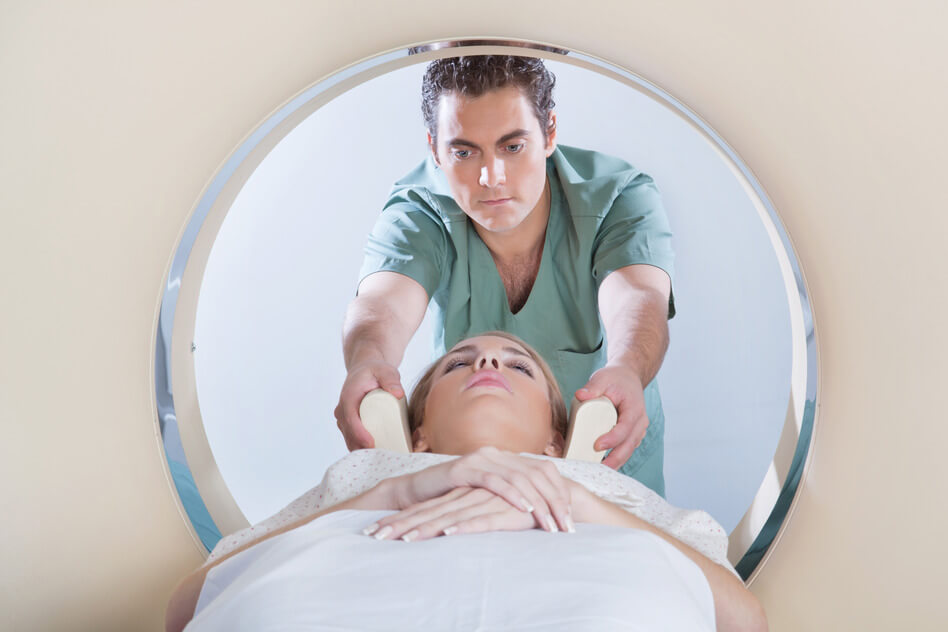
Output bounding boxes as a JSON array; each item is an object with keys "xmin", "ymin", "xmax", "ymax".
[{"xmin": 413, "ymin": 335, "xmax": 561, "ymax": 456}]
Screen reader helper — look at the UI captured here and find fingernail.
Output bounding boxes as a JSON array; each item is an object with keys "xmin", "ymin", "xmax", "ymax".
[
  {"xmin": 401, "ymin": 529, "xmax": 419, "ymax": 542},
  {"xmin": 546, "ymin": 516, "xmax": 558, "ymax": 533},
  {"xmin": 520, "ymin": 498, "xmax": 535, "ymax": 513},
  {"xmin": 362, "ymin": 522, "xmax": 380, "ymax": 536},
  {"xmin": 374, "ymin": 525, "xmax": 393, "ymax": 540},
  {"xmin": 443, "ymin": 526, "xmax": 458, "ymax": 536},
  {"xmin": 566, "ymin": 515, "xmax": 576, "ymax": 533}
]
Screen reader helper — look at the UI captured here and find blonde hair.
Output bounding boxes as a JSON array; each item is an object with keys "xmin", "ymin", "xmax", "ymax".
[{"xmin": 407, "ymin": 331, "xmax": 568, "ymax": 439}]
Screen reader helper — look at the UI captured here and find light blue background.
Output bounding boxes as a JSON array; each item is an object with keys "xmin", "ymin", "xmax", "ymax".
[{"xmin": 194, "ymin": 60, "xmax": 790, "ymax": 531}]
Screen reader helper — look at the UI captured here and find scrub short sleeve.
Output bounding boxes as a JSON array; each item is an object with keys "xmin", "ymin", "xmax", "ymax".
[
  {"xmin": 359, "ymin": 202, "xmax": 448, "ymax": 300},
  {"xmin": 592, "ymin": 174, "xmax": 676, "ymax": 316}
]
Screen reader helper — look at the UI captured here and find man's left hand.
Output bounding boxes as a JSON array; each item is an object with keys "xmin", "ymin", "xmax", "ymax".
[{"xmin": 575, "ymin": 364, "xmax": 648, "ymax": 470}]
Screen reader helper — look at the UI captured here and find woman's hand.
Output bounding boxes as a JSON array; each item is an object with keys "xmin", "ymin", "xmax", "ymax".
[
  {"xmin": 372, "ymin": 477, "xmax": 596, "ymax": 542},
  {"xmin": 393, "ymin": 447, "xmax": 574, "ymax": 532},
  {"xmin": 365, "ymin": 486, "xmax": 571, "ymax": 542}
]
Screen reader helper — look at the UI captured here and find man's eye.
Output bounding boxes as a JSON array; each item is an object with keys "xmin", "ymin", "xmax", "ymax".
[
  {"xmin": 453, "ymin": 149, "xmax": 471, "ymax": 159},
  {"xmin": 505, "ymin": 143, "xmax": 524, "ymax": 153},
  {"xmin": 508, "ymin": 360, "xmax": 534, "ymax": 377}
]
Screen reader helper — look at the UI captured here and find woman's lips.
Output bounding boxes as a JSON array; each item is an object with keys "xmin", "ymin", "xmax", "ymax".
[{"xmin": 465, "ymin": 370, "xmax": 512, "ymax": 392}]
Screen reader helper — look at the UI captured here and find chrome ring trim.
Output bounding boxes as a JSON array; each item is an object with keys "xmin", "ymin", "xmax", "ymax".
[{"xmin": 155, "ymin": 38, "xmax": 818, "ymax": 577}]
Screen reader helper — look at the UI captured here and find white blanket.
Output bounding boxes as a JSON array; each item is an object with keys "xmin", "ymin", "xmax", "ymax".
[{"xmin": 189, "ymin": 509, "xmax": 717, "ymax": 631}]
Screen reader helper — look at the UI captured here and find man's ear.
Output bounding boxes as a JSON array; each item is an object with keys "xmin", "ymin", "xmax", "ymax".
[
  {"xmin": 543, "ymin": 430, "xmax": 565, "ymax": 458},
  {"xmin": 544, "ymin": 112, "xmax": 558, "ymax": 156},
  {"xmin": 412, "ymin": 427, "xmax": 431, "ymax": 453},
  {"xmin": 426, "ymin": 131, "xmax": 440, "ymax": 166}
]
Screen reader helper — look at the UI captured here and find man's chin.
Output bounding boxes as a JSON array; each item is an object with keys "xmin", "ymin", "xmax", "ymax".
[{"xmin": 469, "ymin": 214, "xmax": 523, "ymax": 234}]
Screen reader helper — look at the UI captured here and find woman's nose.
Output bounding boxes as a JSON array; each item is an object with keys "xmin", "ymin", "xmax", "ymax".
[{"xmin": 476, "ymin": 353, "xmax": 500, "ymax": 370}]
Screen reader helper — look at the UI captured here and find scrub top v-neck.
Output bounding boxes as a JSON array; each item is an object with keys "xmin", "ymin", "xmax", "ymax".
[
  {"xmin": 468, "ymin": 183, "xmax": 555, "ymax": 321},
  {"xmin": 359, "ymin": 145, "xmax": 675, "ymax": 492}
]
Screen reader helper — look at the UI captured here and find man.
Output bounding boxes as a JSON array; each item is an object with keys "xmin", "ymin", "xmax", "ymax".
[{"xmin": 334, "ymin": 55, "xmax": 675, "ymax": 495}]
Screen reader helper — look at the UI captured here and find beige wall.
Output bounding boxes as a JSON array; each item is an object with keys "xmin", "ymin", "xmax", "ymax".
[{"xmin": 1, "ymin": 1, "xmax": 946, "ymax": 630}]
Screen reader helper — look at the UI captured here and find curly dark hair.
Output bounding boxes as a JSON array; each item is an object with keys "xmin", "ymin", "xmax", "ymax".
[{"xmin": 421, "ymin": 55, "xmax": 556, "ymax": 147}]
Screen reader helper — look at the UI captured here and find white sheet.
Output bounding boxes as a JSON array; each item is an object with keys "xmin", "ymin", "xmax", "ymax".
[{"xmin": 189, "ymin": 508, "xmax": 716, "ymax": 631}]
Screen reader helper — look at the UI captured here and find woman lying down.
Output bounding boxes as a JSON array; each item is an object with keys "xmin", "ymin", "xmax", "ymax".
[{"xmin": 167, "ymin": 332, "xmax": 767, "ymax": 631}]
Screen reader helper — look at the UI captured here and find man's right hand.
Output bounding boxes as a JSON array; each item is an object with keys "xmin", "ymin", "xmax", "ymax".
[
  {"xmin": 337, "ymin": 271, "xmax": 429, "ymax": 450},
  {"xmin": 334, "ymin": 361, "xmax": 406, "ymax": 450}
]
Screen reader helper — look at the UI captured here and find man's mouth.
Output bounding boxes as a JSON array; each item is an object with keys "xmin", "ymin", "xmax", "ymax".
[
  {"xmin": 465, "ymin": 370, "xmax": 512, "ymax": 392},
  {"xmin": 481, "ymin": 198, "xmax": 512, "ymax": 206}
]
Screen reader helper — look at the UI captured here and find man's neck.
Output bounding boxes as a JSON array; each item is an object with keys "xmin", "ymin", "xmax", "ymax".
[{"xmin": 474, "ymin": 179, "xmax": 551, "ymax": 265}]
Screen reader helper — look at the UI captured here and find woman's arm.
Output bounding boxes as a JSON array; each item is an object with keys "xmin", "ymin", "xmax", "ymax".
[
  {"xmin": 165, "ymin": 478, "xmax": 400, "ymax": 632},
  {"xmin": 166, "ymin": 449, "xmax": 568, "ymax": 631},
  {"xmin": 569, "ymin": 482, "xmax": 768, "ymax": 632},
  {"xmin": 369, "ymin": 468, "xmax": 767, "ymax": 632}
]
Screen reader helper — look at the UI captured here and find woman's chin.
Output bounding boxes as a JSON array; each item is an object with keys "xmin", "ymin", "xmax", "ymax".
[{"xmin": 431, "ymin": 435, "xmax": 540, "ymax": 457}]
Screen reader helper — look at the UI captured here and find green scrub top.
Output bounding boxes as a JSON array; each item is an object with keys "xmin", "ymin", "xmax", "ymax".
[{"xmin": 360, "ymin": 145, "xmax": 675, "ymax": 494}]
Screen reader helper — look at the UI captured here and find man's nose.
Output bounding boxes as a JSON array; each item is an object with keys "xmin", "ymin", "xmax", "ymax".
[
  {"xmin": 476, "ymin": 352, "xmax": 500, "ymax": 370},
  {"xmin": 479, "ymin": 157, "xmax": 506, "ymax": 188}
]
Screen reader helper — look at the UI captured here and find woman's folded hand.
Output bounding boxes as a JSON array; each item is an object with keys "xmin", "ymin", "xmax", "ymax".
[
  {"xmin": 391, "ymin": 447, "xmax": 574, "ymax": 533},
  {"xmin": 364, "ymin": 486, "xmax": 568, "ymax": 542}
]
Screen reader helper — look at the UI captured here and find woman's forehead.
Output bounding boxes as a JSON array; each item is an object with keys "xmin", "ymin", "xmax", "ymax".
[{"xmin": 448, "ymin": 335, "xmax": 529, "ymax": 356}]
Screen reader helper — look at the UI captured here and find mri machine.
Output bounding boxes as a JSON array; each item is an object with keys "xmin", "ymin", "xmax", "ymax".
[{"xmin": 2, "ymin": 1, "xmax": 947, "ymax": 630}]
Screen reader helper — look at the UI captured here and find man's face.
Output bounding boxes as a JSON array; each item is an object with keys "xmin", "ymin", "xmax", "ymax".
[{"xmin": 429, "ymin": 86, "xmax": 556, "ymax": 235}]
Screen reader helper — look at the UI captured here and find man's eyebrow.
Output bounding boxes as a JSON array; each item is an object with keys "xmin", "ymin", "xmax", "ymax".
[
  {"xmin": 446, "ymin": 129, "xmax": 533, "ymax": 149},
  {"xmin": 497, "ymin": 129, "xmax": 531, "ymax": 144},
  {"xmin": 446, "ymin": 138, "xmax": 481, "ymax": 149}
]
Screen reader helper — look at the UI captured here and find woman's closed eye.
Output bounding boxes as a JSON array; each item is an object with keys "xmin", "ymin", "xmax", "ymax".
[
  {"xmin": 443, "ymin": 348, "xmax": 535, "ymax": 377},
  {"xmin": 507, "ymin": 359, "xmax": 535, "ymax": 378},
  {"xmin": 443, "ymin": 356, "xmax": 471, "ymax": 372}
]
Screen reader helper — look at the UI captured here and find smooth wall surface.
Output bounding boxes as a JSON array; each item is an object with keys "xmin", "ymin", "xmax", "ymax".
[{"xmin": 1, "ymin": 1, "xmax": 945, "ymax": 630}]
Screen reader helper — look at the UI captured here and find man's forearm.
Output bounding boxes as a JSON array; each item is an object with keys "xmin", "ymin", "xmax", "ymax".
[
  {"xmin": 342, "ymin": 296, "xmax": 415, "ymax": 370},
  {"xmin": 600, "ymin": 284, "xmax": 669, "ymax": 385}
]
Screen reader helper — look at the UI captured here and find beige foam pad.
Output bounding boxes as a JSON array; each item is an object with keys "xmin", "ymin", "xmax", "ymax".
[
  {"xmin": 359, "ymin": 389, "xmax": 412, "ymax": 453},
  {"xmin": 563, "ymin": 396, "xmax": 618, "ymax": 463}
]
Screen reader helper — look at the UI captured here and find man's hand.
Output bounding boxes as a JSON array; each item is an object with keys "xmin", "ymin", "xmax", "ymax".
[
  {"xmin": 333, "ymin": 361, "xmax": 405, "ymax": 450},
  {"xmin": 575, "ymin": 364, "xmax": 648, "ymax": 470},
  {"xmin": 591, "ymin": 264, "xmax": 671, "ymax": 470},
  {"xmin": 337, "ymin": 271, "xmax": 428, "ymax": 450}
]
